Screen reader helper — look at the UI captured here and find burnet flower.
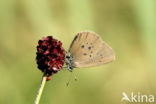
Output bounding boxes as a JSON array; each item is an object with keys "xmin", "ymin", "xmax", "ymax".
[{"xmin": 36, "ymin": 36, "xmax": 65, "ymax": 80}]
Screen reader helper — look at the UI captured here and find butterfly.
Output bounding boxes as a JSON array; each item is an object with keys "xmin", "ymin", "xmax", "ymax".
[{"xmin": 65, "ymin": 31, "xmax": 115, "ymax": 72}]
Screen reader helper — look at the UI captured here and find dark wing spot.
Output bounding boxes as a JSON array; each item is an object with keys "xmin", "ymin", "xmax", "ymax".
[
  {"xmin": 90, "ymin": 43, "xmax": 92, "ymax": 45},
  {"xmin": 81, "ymin": 45, "xmax": 85, "ymax": 48},
  {"xmin": 91, "ymin": 51, "xmax": 93, "ymax": 53},
  {"xmin": 100, "ymin": 54, "xmax": 102, "ymax": 56},
  {"xmin": 89, "ymin": 55, "xmax": 92, "ymax": 57},
  {"xmin": 83, "ymin": 53, "xmax": 87, "ymax": 55},
  {"xmin": 86, "ymin": 43, "xmax": 88, "ymax": 44},
  {"xmin": 88, "ymin": 46, "xmax": 91, "ymax": 50}
]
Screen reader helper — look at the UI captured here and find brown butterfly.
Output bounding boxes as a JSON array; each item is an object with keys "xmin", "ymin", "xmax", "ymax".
[{"xmin": 65, "ymin": 31, "xmax": 115, "ymax": 72}]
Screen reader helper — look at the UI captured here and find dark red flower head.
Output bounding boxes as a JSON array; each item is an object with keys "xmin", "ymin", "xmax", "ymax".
[{"xmin": 36, "ymin": 36, "xmax": 65, "ymax": 80}]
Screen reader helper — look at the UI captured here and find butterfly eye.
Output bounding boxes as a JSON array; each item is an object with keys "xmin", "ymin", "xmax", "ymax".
[{"xmin": 66, "ymin": 55, "xmax": 70, "ymax": 59}]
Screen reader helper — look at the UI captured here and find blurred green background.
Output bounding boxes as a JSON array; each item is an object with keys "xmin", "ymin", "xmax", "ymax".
[{"xmin": 0, "ymin": 0, "xmax": 156, "ymax": 104}]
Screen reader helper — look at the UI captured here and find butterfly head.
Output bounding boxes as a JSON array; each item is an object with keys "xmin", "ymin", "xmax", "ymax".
[{"xmin": 65, "ymin": 52, "xmax": 74, "ymax": 72}]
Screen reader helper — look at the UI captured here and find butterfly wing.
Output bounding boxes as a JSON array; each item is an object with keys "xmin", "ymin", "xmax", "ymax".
[{"xmin": 69, "ymin": 31, "xmax": 115, "ymax": 68}]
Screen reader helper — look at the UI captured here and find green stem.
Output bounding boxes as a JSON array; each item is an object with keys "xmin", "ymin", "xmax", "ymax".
[{"xmin": 34, "ymin": 74, "xmax": 47, "ymax": 104}]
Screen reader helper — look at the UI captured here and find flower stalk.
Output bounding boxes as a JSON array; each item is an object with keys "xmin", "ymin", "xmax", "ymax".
[{"xmin": 34, "ymin": 73, "xmax": 47, "ymax": 104}]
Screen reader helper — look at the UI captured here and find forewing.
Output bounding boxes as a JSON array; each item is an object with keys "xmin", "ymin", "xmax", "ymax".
[{"xmin": 69, "ymin": 31, "xmax": 115, "ymax": 68}]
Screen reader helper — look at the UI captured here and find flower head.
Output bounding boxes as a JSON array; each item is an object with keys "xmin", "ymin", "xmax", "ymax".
[{"xmin": 36, "ymin": 36, "xmax": 65, "ymax": 80}]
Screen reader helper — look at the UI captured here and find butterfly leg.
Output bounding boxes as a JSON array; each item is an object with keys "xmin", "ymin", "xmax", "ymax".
[
  {"xmin": 73, "ymin": 72, "xmax": 77, "ymax": 81},
  {"xmin": 66, "ymin": 71, "xmax": 77, "ymax": 86}
]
